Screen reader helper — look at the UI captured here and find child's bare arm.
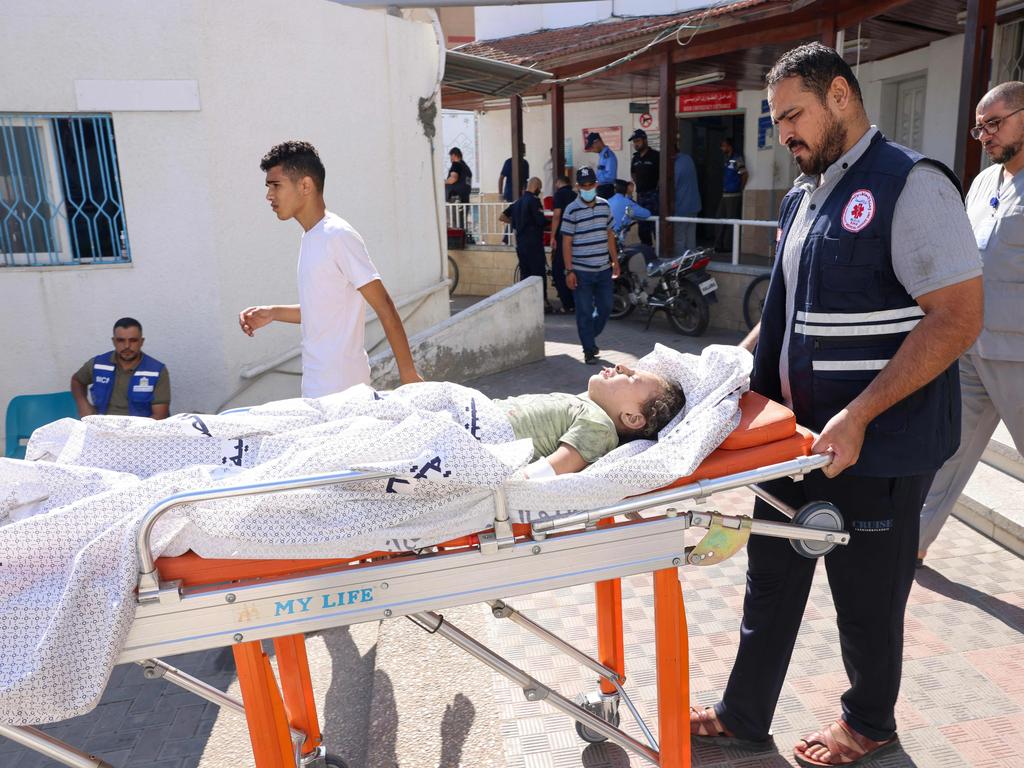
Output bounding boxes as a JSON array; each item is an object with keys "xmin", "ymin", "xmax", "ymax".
[{"xmin": 547, "ymin": 443, "xmax": 588, "ymax": 475}]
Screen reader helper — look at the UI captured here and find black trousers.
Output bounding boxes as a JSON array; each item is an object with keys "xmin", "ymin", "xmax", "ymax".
[
  {"xmin": 550, "ymin": 239, "xmax": 574, "ymax": 310},
  {"xmin": 516, "ymin": 242, "xmax": 547, "ymax": 299},
  {"xmin": 716, "ymin": 469, "xmax": 933, "ymax": 742},
  {"xmin": 637, "ymin": 190, "xmax": 658, "ymax": 245}
]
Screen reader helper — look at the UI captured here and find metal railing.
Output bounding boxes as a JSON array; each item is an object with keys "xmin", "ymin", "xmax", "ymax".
[
  {"xmin": 0, "ymin": 113, "xmax": 130, "ymax": 267},
  {"xmin": 446, "ymin": 200, "xmax": 523, "ymax": 246},
  {"xmin": 665, "ymin": 215, "xmax": 777, "ymax": 265},
  {"xmin": 446, "ymin": 201, "xmax": 660, "ymax": 252}
]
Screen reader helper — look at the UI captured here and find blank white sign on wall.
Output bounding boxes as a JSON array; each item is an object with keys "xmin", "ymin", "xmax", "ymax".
[{"xmin": 74, "ymin": 80, "xmax": 201, "ymax": 112}]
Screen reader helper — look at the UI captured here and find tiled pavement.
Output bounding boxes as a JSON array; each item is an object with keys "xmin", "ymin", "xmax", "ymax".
[{"xmin": 3, "ymin": 304, "xmax": 1022, "ymax": 767}]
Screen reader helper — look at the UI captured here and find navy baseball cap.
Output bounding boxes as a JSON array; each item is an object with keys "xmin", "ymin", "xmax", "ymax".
[
  {"xmin": 629, "ymin": 129, "xmax": 647, "ymax": 141},
  {"xmin": 576, "ymin": 167, "xmax": 597, "ymax": 184},
  {"xmin": 584, "ymin": 132, "xmax": 601, "ymax": 148}
]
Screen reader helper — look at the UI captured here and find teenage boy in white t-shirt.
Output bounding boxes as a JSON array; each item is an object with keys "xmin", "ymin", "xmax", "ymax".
[{"xmin": 239, "ymin": 141, "xmax": 422, "ymax": 397}]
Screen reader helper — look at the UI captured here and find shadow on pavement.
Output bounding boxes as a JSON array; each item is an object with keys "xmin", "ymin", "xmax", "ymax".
[{"xmin": 915, "ymin": 565, "xmax": 1024, "ymax": 633}]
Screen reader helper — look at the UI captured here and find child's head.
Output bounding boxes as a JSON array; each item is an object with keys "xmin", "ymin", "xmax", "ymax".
[{"xmin": 587, "ymin": 364, "xmax": 686, "ymax": 440}]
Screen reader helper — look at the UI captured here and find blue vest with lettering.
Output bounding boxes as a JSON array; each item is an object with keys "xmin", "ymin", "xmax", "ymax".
[
  {"xmin": 90, "ymin": 352, "xmax": 165, "ymax": 417},
  {"xmin": 753, "ymin": 133, "xmax": 962, "ymax": 477}
]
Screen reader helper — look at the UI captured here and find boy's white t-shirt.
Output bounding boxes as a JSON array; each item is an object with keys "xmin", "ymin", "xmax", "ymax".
[{"xmin": 297, "ymin": 212, "xmax": 381, "ymax": 398}]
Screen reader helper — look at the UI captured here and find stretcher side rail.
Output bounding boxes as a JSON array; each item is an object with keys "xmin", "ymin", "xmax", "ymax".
[
  {"xmin": 531, "ymin": 452, "xmax": 834, "ymax": 536},
  {"xmin": 136, "ymin": 470, "xmax": 395, "ymax": 602}
]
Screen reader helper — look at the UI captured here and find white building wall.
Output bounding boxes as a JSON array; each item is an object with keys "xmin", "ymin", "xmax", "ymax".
[{"xmin": 0, "ymin": 0, "xmax": 448, "ymax": 443}]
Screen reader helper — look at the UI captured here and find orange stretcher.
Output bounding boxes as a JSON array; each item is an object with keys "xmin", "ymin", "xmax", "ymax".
[{"xmin": 2, "ymin": 393, "xmax": 847, "ymax": 768}]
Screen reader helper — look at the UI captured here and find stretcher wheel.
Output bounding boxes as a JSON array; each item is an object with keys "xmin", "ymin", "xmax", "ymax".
[
  {"xmin": 323, "ymin": 755, "xmax": 349, "ymax": 768},
  {"xmin": 573, "ymin": 693, "xmax": 620, "ymax": 743},
  {"xmin": 790, "ymin": 501, "xmax": 844, "ymax": 559}
]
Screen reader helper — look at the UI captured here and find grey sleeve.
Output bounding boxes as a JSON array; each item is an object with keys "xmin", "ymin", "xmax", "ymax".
[{"xmin": 891, "ymin": 163, "xmax": 983, "ymax": 298}]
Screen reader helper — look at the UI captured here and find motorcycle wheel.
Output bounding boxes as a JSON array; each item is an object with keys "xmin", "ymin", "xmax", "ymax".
[
  {"xmin": 668, "ymin": 280, "xmax": 710, "ymax": 336},
  {"xmin": 609, "ymin": 282, "xmax": 634, "ymax": 319}
]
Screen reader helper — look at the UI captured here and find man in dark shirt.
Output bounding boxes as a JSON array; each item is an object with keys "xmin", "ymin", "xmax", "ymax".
[
  {"xmin": 497, "ymin": 146, "xmax": 530, "ymax": 202},
  {"xmin": 501, "ymin": 177, "xmax": 548, "ymax": 308},
  {"xmin": 549, "ymin": 174, "xmax": 577, "ymax": 313},
  {"xmin": 445, "ymin": 147, "xmax": 473, "ymax": 232},
  {"xmin": 444, "ymin": 147, "xmax": 472, "ymax": 203},
  {"xmin": 629, "ymin": 129, "xmax": 660, "ymax": 246}
]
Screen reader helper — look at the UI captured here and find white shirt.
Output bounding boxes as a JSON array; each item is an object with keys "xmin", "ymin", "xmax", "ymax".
[{"xmin": 297, "ymin": 212, "xmax": 381, "ymax": 398}]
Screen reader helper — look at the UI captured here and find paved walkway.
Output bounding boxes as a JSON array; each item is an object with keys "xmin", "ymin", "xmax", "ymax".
[{"xmin": 4, "ymin": 305, "xmax": 1021, "ymax": 767}]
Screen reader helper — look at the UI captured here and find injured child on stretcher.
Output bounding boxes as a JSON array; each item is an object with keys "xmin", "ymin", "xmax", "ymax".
[
  {"xmin": 499, "ymin": 362, "xmax": 685, "ymax": 477},
  {"xmin": 0, "ymin": 343, "xmax": 750, "ymax": 724}
]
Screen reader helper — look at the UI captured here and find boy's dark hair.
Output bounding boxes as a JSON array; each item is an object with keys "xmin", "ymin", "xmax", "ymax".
[
  {"xmin": 449, "ymin": 147, "xmax": 463, "ymax": 159},
  {"xmin": 613, "ymin": 179, "xmax": 630, "ymax": 195},
  {"xmin": 623, "ymin": 376, "xmax": 686, "ymax": 441},
  {"xmin": 556, "ymin": 174, "xmax": 571, "ymax": 185},
  {"xmin": 766, "ymin": 42, "xmax": 863, "ymax": 104},
  {"xmin": 260, "ymin": 141, "xmax": 326, "ymax": 193},
  {"xmin": 722, "ymin": 137, "xmax": 734, "ymax": 148},
  {"xmin": 113, "ymin": 317, "xmax": 142, "ymax": 335}
]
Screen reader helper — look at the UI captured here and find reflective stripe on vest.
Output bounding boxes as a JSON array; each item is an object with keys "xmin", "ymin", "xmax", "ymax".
[
  {"xmin": 90, "ymin": 352, "xmax": 165, "ymax": 417},
  {"xmin": 751, "ymin": 132, "xmax": 963, "ymax": 477}
]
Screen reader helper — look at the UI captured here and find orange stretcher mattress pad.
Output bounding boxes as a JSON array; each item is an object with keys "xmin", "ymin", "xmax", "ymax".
[{"xmin": 156, "ymin": 392, "xmax": 812, "ymax": 589}]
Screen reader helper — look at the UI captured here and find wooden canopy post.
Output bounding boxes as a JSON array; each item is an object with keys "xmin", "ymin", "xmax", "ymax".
[
  {"xmin": 956, "ymin": 0, "xmax": 997, "ymax": 190},
  {"xmin": 510, "ymin": 94, "xmax": 524, "ymax": 201},
  {"xmin": 658, "ymin": 50, "xmax": 675, "ymax": 258},
  {"xmin": 551, "ymin": 84, "xmax": 565, "ymax": 182}
]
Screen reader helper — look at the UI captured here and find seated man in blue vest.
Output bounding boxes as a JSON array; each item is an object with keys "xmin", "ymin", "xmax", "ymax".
[
  {"xmin": 71, "ymin": 317, "xmax": 170, "ymax": 419},
  {"xmin": 606, "ymin": 179, "xmax": 653, "ymax": 238}
]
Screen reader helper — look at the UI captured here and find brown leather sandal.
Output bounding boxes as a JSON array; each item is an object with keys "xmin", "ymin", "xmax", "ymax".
[
  {"xmin": 794, "ymin": 719, "xmax": 900, "ymax": 766},
  {"xmin": 689, "ymin": 706, "xmax": 774, "ymax": 750}
]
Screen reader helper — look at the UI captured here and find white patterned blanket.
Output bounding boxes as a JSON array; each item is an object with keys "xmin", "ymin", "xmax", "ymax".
[{"xmin": 0, "ymin": 344, "xmax": 750, "ymax": 724}]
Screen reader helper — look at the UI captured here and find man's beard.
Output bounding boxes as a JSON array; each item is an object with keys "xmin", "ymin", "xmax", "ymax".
[
  {"xmin": 987, "ymin": 138, "xmax": 1022, "ymax": 165},
  {"xmin": 791, "ymin": 113, "xmax": 848, "ymax": 176}
]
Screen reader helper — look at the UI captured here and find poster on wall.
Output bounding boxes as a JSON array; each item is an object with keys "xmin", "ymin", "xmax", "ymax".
[
  {"xmin": 677, "ymin": 89, "xmax": 737, "ymax": 114},
  {"xmin": 581, "ymin": 126, "xmax": 622, "ymax": 151},
  {"xmin": 442, "ymin": 109, "xmax": 478, "ymax": 188}
]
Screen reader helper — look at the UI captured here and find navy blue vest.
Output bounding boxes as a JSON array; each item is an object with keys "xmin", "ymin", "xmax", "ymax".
[
  {"xmin": 753, "ymin": 133, "xmax": 962, "ymax": 477},
  {"xmin": 91, "ymin": 352, "xmax": 165, "ymax": 417}
]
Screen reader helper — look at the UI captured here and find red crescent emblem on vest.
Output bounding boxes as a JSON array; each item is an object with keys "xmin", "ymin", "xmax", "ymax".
[{"xmin": 842, "ymin": 189, "xmax": 875, "ymax": 232}]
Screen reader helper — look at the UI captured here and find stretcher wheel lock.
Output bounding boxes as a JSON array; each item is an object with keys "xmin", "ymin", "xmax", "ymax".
[
  {"xmin": 790, "ymin": 502, "xmax": 844, "ymax": 559},
  {"xmin": 573, "ymin": 691, "xmax": 621, "ymax": 743}
]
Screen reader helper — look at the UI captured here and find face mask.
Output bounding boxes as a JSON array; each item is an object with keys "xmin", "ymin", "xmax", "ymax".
[{"xmin": 580, "ymin": 188, "xmax": 597, "ymax": 202}]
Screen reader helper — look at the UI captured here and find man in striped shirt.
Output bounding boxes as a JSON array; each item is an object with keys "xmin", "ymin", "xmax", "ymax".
[{"xmin": 560, "ymin": 166, "xmax": 621, "ymax": 364}]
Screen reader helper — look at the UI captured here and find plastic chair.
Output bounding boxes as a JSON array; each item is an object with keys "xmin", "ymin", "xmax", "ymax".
[{"xmin": 4, "ymin": 391, "xmax": 78, "ymax": 459}]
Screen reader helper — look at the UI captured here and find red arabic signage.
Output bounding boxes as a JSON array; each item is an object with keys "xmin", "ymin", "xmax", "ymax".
[{"xmin": 678, "ymin": 89, "xmax": 737, "ymax": 114}]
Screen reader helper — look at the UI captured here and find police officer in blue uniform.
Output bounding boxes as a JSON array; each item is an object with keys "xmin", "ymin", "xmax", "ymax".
[
  {"xmin": 71, "ymin": 317, "xmax": 170, "ymax": 419},
  {"xmin": 690, "ymin": 44, "xmax": 983, "ymax": 767},
  {"xmin": 585, "ymin": 132, "xmax": 618, "ymax": 199}
]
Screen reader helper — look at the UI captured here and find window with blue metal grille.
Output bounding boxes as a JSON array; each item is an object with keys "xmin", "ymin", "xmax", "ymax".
[{"xmin": 0, "ymin": 114, "xmax": 130, "ymax": 267}]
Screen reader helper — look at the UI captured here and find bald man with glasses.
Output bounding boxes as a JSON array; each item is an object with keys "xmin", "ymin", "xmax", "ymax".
[{"xmin": 918, "ymin": 82, "xmax": 1024, "ymax": 563}]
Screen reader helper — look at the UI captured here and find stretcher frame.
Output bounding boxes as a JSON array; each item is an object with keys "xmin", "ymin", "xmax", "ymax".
[{"xmin": 0, "ymin": 395, "xmax": 848, "ymax": 768}]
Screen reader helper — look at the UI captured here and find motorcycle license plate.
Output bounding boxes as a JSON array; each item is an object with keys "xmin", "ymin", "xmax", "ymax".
[{"xmin": 697, "ymin": 277, "xmax": 718, "ymax": 296}]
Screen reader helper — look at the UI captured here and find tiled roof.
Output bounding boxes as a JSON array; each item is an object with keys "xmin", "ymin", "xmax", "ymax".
[{"xmin": 455, "ymin": 0, "xmax": 771, "ymax": 69}]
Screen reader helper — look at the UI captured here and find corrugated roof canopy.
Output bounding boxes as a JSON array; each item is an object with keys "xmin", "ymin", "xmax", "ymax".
[{"xmin": 443, "ymin": 49, "xmax": 552, "ymax": 97}]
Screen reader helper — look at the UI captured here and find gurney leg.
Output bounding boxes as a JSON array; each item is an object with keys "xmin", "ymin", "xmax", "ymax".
[
  {"xmin": 595, "ymin": 577, "xmax": 625, "ymax": 695},
  {"xmin": 595, "ymin": 517, "xmax": 625, "ymax": 698},
  {"xmin": 233, "ymin": 640, "xmax": 301, "ymax": 768},
  {"xmin": 409, "ymin": 611, "xmax": 661, "ymax": 766},
  {"xmin": 654, "ymin": 568, "xmax": 690, "ymax": 768},
  {"xmin": 274, "ymin": 634, "xmax": 323, "ymax": 757},
  {"xmin": 0, "ymin": 724, "xmax": 113, "ymax": 768}
]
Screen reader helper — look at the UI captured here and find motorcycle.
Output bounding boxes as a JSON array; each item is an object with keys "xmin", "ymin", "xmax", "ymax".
[{"xmin": 610, "ymin": 214, "xmax": 718, "ymax": 336}]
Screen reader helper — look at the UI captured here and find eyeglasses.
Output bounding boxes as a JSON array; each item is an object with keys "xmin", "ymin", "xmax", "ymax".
[{"xmin": 971, "ymin": 107, "xmax": 1024, "ymax": 140}]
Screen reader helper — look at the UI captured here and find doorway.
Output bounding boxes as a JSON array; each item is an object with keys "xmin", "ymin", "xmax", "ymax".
[{"xmin": 678, "ymin": 112, "xmax": 745, "ymax": 246}]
